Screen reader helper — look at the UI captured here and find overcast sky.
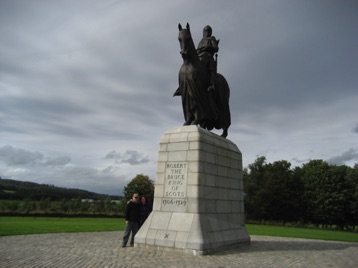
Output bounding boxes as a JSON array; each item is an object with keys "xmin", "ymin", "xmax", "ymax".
[{"xmin": 1, "ymin": 0, "xmax": 357, "ymax": 196}]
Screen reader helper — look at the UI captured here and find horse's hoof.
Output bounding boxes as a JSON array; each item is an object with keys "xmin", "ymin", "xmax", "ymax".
[
  {"xmin": 191, "ymin": 120, "xmax": 200, "ymax": 125},
  {"xmin": 221, "ymin": 130, "xmax": 228, "ymax": 138}
]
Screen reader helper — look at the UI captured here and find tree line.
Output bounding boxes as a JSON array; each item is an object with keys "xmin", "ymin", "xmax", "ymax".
[
  {"xmin": 0, "ymin": 178, "xmax": 124, "ymax": 216},
  {"xmin": 244, "ymin": 156, "xmax": 358, "ymax": 230},
  {"xmin": 0, "ymin": 197, "xmax": 123, "ymax": 216},
  {"xmin": 0, "ymin": 178, "xmax": 120, "ymax": 201},
  {"xmin": 0, "ymin": 175, "xmax": 155, "ymax": 217}
]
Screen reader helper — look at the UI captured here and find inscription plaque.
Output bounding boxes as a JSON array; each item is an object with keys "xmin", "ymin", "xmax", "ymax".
[{"xmin": 162, "ymin": 162, "xmax": 188, "ymax": 212}]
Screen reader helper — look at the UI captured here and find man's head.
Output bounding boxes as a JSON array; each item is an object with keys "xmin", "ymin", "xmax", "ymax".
[
  {"xmin": 132, "ymin": 193, "xmax": 139, "ymax": 203},
  {"xmin": 203, "ymin": 25, "xmax": 212, "ymax": 38}
]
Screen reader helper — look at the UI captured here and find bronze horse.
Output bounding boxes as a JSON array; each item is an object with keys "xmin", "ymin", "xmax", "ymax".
[{"xmin": 173, "ymin": 23, "xmax": 231, "ymax": 138}]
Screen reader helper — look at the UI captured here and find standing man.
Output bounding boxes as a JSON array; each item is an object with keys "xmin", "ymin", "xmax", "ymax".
[{"xmin": 122, "ymin": 193, "xmax": 140, "ymax": 247}]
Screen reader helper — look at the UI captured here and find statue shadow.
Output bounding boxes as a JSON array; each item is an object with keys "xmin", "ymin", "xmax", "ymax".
[{"xmin": 213, "ymin": 236, "xmax": 358, "ymax": 255}]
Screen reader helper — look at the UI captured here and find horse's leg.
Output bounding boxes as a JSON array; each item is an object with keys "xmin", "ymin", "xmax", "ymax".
[
  {"xmin": 221, "ymin": 128, "xmax": 228, "ymax": 138},
  {"xmin": 184, "ymin": 113, "xmax": 195, "ymax": 125},
  {"xmin": 190, "ymin": 109, "xmax": 200, "ymax": 125},
  {"xmin": 191, "ymin": 118, "xmax": 201, "ymax": 126},
  {"xmin": 184, "ymin": 118, "xmax": 194, "ymax": 125}
]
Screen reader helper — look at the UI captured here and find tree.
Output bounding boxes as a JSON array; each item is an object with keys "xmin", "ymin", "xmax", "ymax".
[
  {"xmin": 328, "ymin": 165, "xmax": 351, "ymax": 229},
  {"xmin": 244, "ymin": 156, "xmax": 304, "ymax": 222},
  {"xmin": 300, "ymin": 160, "xmax": 331, "ymax": 226},
  {"xmin": 123, "ymin": 174, "xmax": 155, "ymax": 203},
  {"xmin": 263, "ymin": 160, "xmax": 304, "ymax": 222},
  {"xmin": 347, "ymin": 163, "xmax": 358, "ymax": 228},
  {"xmin": 243, "ymin": 156, "xmax": 267, "ymax": 220},
  {"xmin": 300, "ymin": 160, "xmax": 353, "ymax": 229}
]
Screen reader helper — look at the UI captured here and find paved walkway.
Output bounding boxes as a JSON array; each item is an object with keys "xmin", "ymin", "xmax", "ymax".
[{"xmin": 0, "ymin": 231, "xmax": 357, "ymax": 267}]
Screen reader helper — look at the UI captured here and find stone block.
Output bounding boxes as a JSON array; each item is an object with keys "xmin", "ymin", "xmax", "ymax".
[
  {"xmin": 168, "ymin": 150, "xmax": 187, "ymax": 161},
  {"xmin": 158, "ymin": 151, "xmax": 168, "ymax": 162},
  {"xmin": 175, "ymin": 231, "xmax": 190, "ymax": 249},
  {"xmin": 168, "ymin": 213, "xmax": 194, "ymax": 231}
]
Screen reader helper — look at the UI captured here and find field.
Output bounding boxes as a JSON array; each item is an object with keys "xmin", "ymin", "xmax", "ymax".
[
  {"xmin": 1, "ymin": 217, "xmax": 358, "ymax": 243},
  {"xmin": 246, "ymin": 224, "xmax": 358, "ymax": 243},
  {"xmin": 0, "ymin": 217, "xmax": 125, "ymax": 236}
]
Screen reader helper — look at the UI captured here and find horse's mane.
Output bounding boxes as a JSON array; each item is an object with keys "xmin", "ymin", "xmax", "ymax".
[{"xmin": 186, "ymin": 30, "xmax": 199, "ymax": 62}]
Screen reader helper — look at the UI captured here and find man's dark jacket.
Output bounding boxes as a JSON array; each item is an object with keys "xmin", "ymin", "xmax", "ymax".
[{"xmin": 125, "ymin": 201, "xmax": 140, "ymax": 223}]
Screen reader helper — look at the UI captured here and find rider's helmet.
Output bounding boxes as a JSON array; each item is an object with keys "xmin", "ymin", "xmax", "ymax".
[{"xmin": 203, "ymin": 25, "xmax": 212, "ymax": 37}]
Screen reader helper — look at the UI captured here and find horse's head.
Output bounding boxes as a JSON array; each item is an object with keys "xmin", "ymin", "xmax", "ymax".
[{"xmin": 178, "ymin": 23, "xmax": 194, "ymax": 60}]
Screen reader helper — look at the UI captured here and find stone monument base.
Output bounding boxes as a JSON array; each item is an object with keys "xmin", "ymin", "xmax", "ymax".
[{"xmin": 135, "ymin": 126, "xmax": 250, "ymax": 255}]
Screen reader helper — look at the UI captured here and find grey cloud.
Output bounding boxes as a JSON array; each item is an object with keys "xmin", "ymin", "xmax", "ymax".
[
  {"xmin": 101, "ymin": 165, "xmax": 118, "ymax": 174},
  {"xmin": 0, "ymin": 146, "xmax": 72, "ymax": 167},
  {"xmin": 0, "ymin": 145, "xmax": 43, "ymax": 166},
  {"xmin": 353, "ymin": 124, "xmax": 358, "ymax": 134},
  {"xmin": 327, "ymin": 148, "xmax": 358, "ymax": 166},
  {"xmin": 291, "ymin": 157, "xmax": 312, "ymax": 166},
  {"xmin": 1, "ymin": 96, "xmax": 92, "ymax": 137},
  {"xmin": 58, "ymin": 166, "xmax": 127, "ymax": 195},
  {"xmin": 121, "ymin": 150, "xmax": 150, "ymax": 165},
  {"xmin": 105, "ymin": 150, "xmax": 150, "ymax": 165},
  {"xmin": 44, "ymin": 156, "xmax": 71, "ymax": 166},
  {"xmin": 105, "ymin": 151, "xmax": 121, "ymax": 159},
  {"xmin": 225, "ymin": 1, "xmax": 358, "ymax": 118}
]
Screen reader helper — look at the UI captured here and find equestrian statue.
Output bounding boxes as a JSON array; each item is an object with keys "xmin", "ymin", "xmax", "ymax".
[{"xmin": 173, "ymin": 23, "xmax": 231, "ymax": 138}]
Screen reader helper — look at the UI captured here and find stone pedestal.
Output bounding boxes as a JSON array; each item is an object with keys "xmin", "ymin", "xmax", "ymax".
[{"xmin": 135, "ymin": 126, "xmax": 250, "ymax": 255}]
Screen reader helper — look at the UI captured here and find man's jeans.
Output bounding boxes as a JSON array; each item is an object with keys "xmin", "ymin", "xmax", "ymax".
[{"xmin": 122, "ymin": 222, "xmax": 139, "ymax": 246}]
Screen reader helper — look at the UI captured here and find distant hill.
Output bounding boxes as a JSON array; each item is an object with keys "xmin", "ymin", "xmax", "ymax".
[{"xmin": 0, "ymin": 178, "xmax": 121, "ymax": 201}]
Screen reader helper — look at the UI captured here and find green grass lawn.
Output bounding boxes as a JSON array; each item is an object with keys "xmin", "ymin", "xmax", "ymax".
[
  {"xmin": 0, "ymin": 217, "xmax": 357, "ymax": 243},
  {"xmin": 246, "ymin": 224, "xmax": 358, "ymax": 243},
  {"xmin": 0, "ymin": 217, "xmax": 125, "ymax": 236}
]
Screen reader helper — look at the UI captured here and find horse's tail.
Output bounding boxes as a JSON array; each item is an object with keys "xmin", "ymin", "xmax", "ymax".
[{"xmin": 215, "ymin": 73, "xmax": 231, "ymax": 130}]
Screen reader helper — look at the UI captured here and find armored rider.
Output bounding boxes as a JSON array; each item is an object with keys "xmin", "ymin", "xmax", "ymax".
[{"xmin": 196, "ymin": 25, "xmax": 219, "ymax": 92}]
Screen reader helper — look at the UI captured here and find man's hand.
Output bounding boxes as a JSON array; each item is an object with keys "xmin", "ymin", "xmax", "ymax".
[{"xmin": 208, "ymin": 85, "xmax": 215, "ymax": 92}]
